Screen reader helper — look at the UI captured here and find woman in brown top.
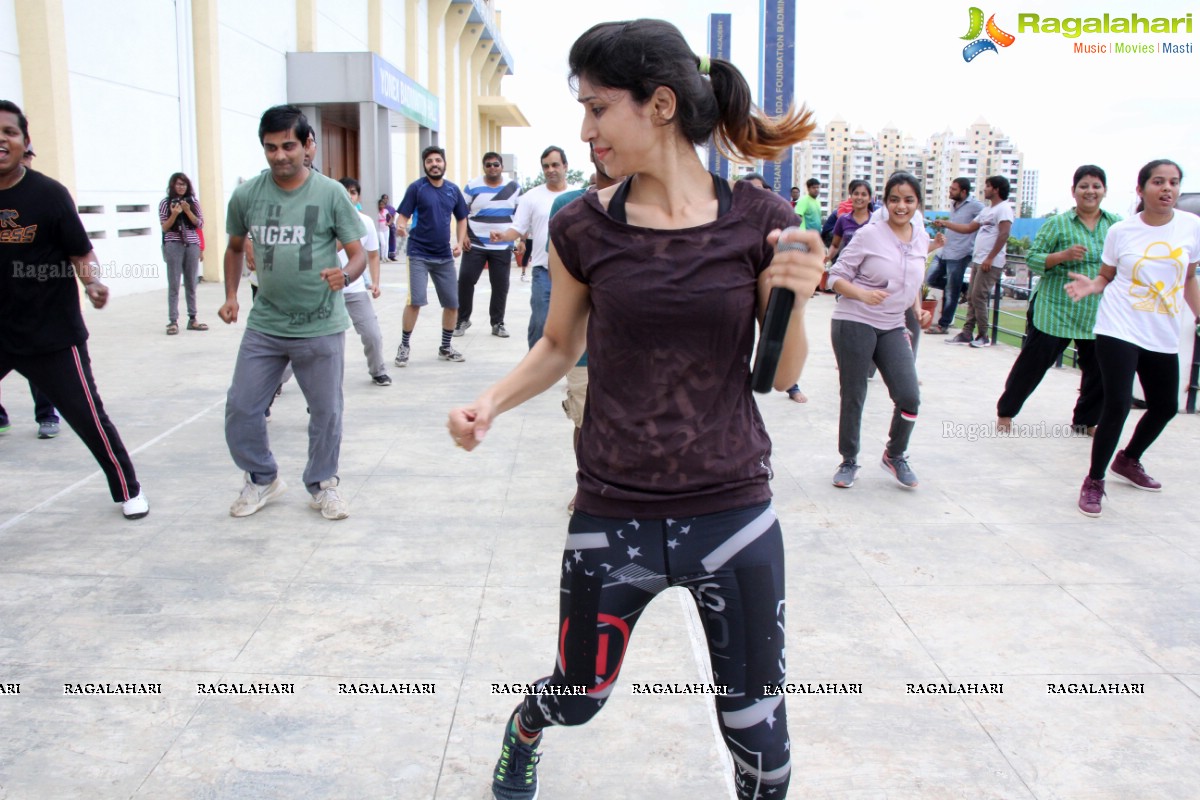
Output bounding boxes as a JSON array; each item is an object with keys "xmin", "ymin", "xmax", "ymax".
[{"xmin": 448, "ymin": 19, "xmax": 823, "ymax": 800}]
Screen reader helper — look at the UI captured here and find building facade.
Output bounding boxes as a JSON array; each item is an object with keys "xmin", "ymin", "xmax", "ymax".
[
  {"xmin": 0, "ymin": 0, "xmax": 526, "ymax": 292},
  {"xmin": 793, "ymin": 117, "xmax": 1024, "ymax": 214},
  {"xmin": 1021, "ymin": 169, "xmax": 1039, "ymax": 218}
]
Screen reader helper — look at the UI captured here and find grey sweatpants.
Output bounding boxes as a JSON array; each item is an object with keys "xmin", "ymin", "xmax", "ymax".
[
  {"xmin": 344, "ymin": 291, "xmax": 387, "ymax": 378},
  {"xmin": 163, "ymin": 240, "xmax": 200, "ymax": 323},
  {"xmin": 831, "ymin": 318, "xmax": 920, "ymax": 462},
  {"xmin": 225, "ymin": 328, "xmax": 345, "ymax": 494}
]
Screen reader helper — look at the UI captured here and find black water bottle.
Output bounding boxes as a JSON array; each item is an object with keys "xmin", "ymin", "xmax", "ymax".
[{"xmin": 751, "ymin": 231, "xmax": 809, "ymax": 394}]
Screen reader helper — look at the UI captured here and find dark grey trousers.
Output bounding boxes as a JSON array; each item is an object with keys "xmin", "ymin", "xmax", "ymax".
[{"xmin": 831, "ymin": 318, "xmax": 920, "ymax": 462}]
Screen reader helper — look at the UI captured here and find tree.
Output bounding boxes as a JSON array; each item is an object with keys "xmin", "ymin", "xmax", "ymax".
[
  {"xmin": 1006, "ymin": 235, "xmax": 1032, "ymax": 256},
  {"xmin": 521, "ymin": 169, "xmax": 587, "ymax": 192},
  {"xmin": 1020, "ymin": 201, "xmax": 1034, "ymax": 218}
]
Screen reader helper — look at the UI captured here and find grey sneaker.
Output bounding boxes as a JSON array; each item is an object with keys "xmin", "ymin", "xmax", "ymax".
[
  {"xmin": 492, "ymin": 323, "xmax": 510, "ymax": 338},
  {"xmin": 832, "ymin": 460, "xmax": 860, "ymax": 488},
  {"xmin": 453, "ymin": 319, "xmax": 471, "ymax": 337},
  {"xmin": 230, "ymin": 473, "xmax": 287, "ymax": 517},
  {"xmin": 945, "ymin": 332, "xmax": 973, "ymax": 345},
  {"xmin": 970, "ymin": 334, "xmax": 992, "ymax": 348},
  {"xmin": 881, "ymin": 451, "xmax": 918, "ymax": 488},
  {"xmin": 372, "ymin": 373, "xmax": 392, "ymax": 386},
  {"xmin": 438, "ymin": 346, "xmax": 465, "ymax": 362},
  {"xmin": 310, "ymin": 478, "xmax": 349, "ymax": 520},
  {"xmin": 394, "ymin": 344, "xmax": 410, "ymax": 367},
  {"xmin": 37, "ymin": 421, "xmax": 60, "ymax": 439}
]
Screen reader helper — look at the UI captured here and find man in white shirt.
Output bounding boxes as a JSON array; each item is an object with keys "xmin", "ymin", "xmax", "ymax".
[
  {"xmin": 935, "ymin": 175, "xmax": 1014, "ymax": 347},
  {"xmin": 490, "ymin": 146, "xmax": 571, "ymax": 348},
  {"xmin": 337, "ymin": 177, "xmax": 389, "ymax": 385}
]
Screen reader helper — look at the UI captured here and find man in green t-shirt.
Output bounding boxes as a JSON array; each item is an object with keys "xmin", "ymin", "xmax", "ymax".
[
  {"xmin": 795, "ymin": 178, "xmax": 823, "ymax": 233},
  {"xmin": 218, "ymin": 105, "xmax": 366, "ymax": 521}
]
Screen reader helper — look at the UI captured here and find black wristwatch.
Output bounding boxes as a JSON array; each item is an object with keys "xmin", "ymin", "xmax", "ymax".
[{"xmin": 341, "ymin": 269, "xmax": 350, "ymax": 287}]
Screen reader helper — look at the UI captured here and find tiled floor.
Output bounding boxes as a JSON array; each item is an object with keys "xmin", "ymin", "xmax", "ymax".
[{"xmin": 1, "ymin": 273, "xmax": 1197, "ymax": 799}]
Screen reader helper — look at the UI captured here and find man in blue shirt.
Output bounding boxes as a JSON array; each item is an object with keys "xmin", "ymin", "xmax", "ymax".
[{"xmin": 393, "ymin": 146, "xmax": 470, "ymax": 366}]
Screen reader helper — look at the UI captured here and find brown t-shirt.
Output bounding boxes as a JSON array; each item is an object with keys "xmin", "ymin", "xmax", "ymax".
[{"xmin": 551, "ymin": 180, "xmax": 797, "ymax": 518}]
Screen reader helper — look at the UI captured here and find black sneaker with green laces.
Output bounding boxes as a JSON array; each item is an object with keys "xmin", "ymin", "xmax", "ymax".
[{"xmin": 492, "ymin": 716, "xmax": 541, "ymax": 799}]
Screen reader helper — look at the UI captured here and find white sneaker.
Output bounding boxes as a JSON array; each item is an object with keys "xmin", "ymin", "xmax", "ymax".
[
  {"xmin": 230, "ymin": 474, "xmax": 287, "ymax": 517},
  {"xmin": 310, "ymin": 477, "xmax": 349, "ymax": 520},
  {"xmin": 121, "ymin": 491, "xmax": 150, "ymax": 519}
]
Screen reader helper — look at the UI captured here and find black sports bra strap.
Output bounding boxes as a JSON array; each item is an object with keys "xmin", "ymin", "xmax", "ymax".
[
  {"xmin": 606, "ymin": 173, "xmax": 733, "ymax": 224},
  {"xmin": 712, "ymin": 172, "xmax": 733, "ymax": 216},
  {"xmin": 607, "ymin": 176, "xmax": 634, "ymax": 223}
]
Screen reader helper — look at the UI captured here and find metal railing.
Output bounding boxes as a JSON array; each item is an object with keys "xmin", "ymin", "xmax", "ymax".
[{"xmin": 1190, "ymin": 328, "xmax": 1200, "ymax": 413}]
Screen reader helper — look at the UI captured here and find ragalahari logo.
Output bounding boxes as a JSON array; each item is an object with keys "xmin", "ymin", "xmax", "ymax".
[{"xmin": 961, "ymin": 7, "xmax": 1016, "ymax": 61}]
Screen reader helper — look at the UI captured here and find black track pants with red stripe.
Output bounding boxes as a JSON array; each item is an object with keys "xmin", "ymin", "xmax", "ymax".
[{"xmin": 0, "ymin": 343, "xmax": 141, "ymax": 502}]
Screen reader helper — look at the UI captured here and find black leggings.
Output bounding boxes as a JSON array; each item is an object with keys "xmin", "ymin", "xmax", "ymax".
[
  {"xmin": 996, "ymin": 297, "xmax": 1102, "ymax": 426},
  {"xmin": 514, "ymin": 502, "xmax": 790, "ymax": 800},
  {"xmin": 1089, "ymin": 334, "xmax": 1178, "ymax": 480}
]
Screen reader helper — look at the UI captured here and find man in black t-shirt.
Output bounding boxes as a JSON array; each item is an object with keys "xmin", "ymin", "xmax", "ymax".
[
  {"xmin": 0, "ymin": 100, "xmax": 147, "ymax": 519},
  {"xmin": 0, "ymin": 143, "xmax": 61, "ymax": 439}
]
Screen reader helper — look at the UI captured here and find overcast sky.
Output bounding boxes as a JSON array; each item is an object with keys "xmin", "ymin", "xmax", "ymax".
[{"xmin": 493, "ymin": 0, "xmax": 1198, "ymax": 215}]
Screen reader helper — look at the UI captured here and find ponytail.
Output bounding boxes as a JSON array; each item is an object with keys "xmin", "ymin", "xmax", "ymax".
[
  {"xmin": 706, "ymin": 57, "xmax": 815, "ymax": 162},
  {"xmin": 568, "ymin": 19, "xmax": 814, "ymax": 165}
]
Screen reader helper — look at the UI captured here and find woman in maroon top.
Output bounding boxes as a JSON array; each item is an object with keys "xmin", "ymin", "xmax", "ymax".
[{"xmin": 448, "ymin": 19, "xmax": 824, "ymax": 800}]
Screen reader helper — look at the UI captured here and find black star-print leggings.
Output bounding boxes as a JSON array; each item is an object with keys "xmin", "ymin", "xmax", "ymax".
[{"xmin": 513, "ymin": 501, "xmax": 790, "ymax": 799}]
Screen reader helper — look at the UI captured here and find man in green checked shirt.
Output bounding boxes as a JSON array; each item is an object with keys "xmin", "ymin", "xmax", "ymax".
[{"xmin": 995, "ymin": 165, "xmax": 1121, "ymax": 434}]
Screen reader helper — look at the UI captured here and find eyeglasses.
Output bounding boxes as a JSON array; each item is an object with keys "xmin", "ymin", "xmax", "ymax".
[{"xmin": 484, "ymin": 162, "xmax": 501, "ymax": 168}]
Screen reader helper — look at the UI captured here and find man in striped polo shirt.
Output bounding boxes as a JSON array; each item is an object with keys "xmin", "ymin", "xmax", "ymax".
[
  {"xmin": 455, "ymin": 152, "xmax": 521, "ymax": 339},
  {"xmin": 995, "ymin": 165, "xmax": 1121, "ymax": 434}
]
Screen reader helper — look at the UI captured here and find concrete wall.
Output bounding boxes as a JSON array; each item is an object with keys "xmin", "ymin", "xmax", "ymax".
[
  {"xmin": 317, "ymin": 0, "xmax": 368, "ymax": 51},
  {"xmin": 64, "ymin": 0, "xmax": 185, "ymax": 297},
  {"xmin": 218, "ymin": 0, "xmax": 295, "ymax": 198},
  {"xmin": 4, "ymin": 0, "xmax": 518, "ymax": 296},
  {"xmin": 0, "ymin": 0, "xmax": 21, "ymax": 103}
]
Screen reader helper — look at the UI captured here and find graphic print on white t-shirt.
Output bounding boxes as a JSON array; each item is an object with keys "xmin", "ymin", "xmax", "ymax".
[{"xmin": 1128, "ymin": 240, "xmax": 1186, "ymax": 315}]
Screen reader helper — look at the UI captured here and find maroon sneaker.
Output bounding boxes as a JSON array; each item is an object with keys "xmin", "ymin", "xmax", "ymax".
[
  {"xmin": 1110, "ymin": 450, "xmax": 1162, "ymax": 491},
  {"xmin": 1078, "ymin": 477, "xmax": 1105, "ymax": 518}
]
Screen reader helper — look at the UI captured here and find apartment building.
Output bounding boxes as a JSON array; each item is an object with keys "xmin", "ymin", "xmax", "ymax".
[
  {"xmin": 1021, "ymin": 169, "xmax": 1039, "ymax": 217},
  {"xmin": 793, "ymin": 116, "xmax": 1024, "ymax": 214}
]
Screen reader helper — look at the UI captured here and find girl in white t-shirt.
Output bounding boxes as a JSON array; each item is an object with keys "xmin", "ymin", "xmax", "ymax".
[{"xmin": 1065, "ymin": 159, "xmax": 1200, "ymax": 517}]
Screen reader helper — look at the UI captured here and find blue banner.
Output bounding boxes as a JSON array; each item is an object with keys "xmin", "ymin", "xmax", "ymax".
[
  {"xmin": 706, "ymin": 13, "xmax": 732, "ymax": 178},
  {"xmin": 371, "ymin": 54, "xmax": 439, "ymax": 131},
  {"xmin": 758, "ymin": 0, "xmax": 794, "ymax": 198}
]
